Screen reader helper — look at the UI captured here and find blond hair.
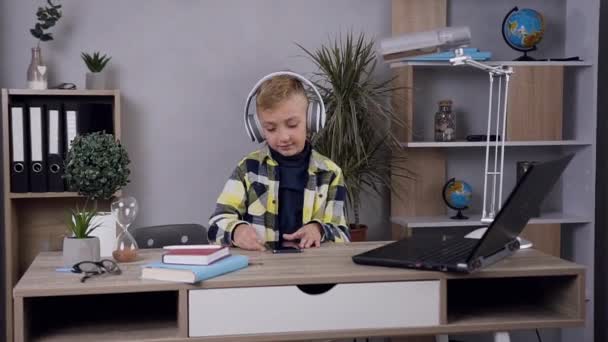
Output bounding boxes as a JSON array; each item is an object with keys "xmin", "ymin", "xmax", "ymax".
[{"xmin": 256, "ymin": 75, "xmax": 308, "ymax": 112}]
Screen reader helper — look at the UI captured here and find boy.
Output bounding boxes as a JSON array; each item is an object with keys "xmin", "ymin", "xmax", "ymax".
[{"xmin": 208, "ymin": 74, "xmax": 350, "ymax": 250}]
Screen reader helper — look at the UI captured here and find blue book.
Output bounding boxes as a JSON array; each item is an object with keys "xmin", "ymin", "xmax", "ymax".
[
  {"xmin": 141, "ymin": 254, "xmax": 249, "ymax": 283},
  {"xmin": 402, "ymin": 48, "xmax": 492, "ymax": 61}
]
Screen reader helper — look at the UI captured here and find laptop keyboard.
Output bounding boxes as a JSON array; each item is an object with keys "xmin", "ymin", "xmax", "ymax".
[{"xmin": 417, "ymin": 238, "xmax": 478, "ymax": 264}]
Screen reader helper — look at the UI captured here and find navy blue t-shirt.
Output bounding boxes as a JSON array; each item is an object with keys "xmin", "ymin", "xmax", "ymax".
[{"xmin": 269, "ymin": 143, "xmax": 311, "ymax": 238}]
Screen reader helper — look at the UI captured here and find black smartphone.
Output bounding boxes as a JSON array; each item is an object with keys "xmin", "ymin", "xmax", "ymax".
[{"xmin": 267, "ymin": 241, "xmax": 301, "ymax": 254}]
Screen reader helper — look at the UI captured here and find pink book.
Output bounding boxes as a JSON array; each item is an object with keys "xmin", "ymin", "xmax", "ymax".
[{"xmin": 162, "ymin": 245, "xmax": 230, "ymax": 265}]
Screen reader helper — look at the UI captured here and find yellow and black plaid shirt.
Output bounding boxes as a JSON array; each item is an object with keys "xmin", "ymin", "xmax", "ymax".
[{"xmin": 208, "ymin": 145, "xmax": 350, "ymax": 245}]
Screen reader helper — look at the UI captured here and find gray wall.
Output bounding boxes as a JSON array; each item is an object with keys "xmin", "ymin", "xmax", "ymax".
[
  {"xmin": 595, "ymin": 0, "xmax": 608, "ymax": 340},
  {"xmin": 0, "ymin": 0, "xmax": 392, "ymax": 240}
]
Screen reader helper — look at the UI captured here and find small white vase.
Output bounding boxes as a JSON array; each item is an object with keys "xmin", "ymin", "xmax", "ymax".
[
  {"xmin": 88, "ymin": 212, "xmax": 117, "ymax": 257},
  {"xmin": 62, "ymin": 237, "xmax": 100, "ymax": 267},
  {"xmin": 27, "ymin": 47, "xmax": 48, "ymax": 90},
  {"xmin": 85, "ymin": 71, "xmax": 107, "ymax": 90}
]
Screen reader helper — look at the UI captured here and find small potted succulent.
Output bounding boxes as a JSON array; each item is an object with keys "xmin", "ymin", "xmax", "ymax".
[
  {"xmin": 81, "ymin": 51, "xmax": 112, "ymax": 89},
  {"xmin": 63, "ymin": 131, "xmax": 131, "ymax": 265},
  {"xmin": 63, "ymin": 206, "xmax": 102, "ymax": 267}
]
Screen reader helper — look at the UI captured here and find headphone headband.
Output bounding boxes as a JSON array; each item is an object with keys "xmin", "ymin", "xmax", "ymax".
[{"xmin": 244, "ymin": 71, "xmax": 326, "ymax": 142}]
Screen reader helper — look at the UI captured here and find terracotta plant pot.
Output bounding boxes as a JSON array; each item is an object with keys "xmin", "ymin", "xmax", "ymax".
[{"xmin": 349, "ymin": 224, "xmax": 368, "ymax": 242}]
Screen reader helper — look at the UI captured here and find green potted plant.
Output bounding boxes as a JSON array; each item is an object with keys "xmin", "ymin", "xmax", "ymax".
[
  {"xmin": 27, "ymin": 0, "xmax": 62, "ymax": 89},
  {"xmin": 62, "ymin": 206, "xmax": 102, "ymax": 267},
  {"xmin": 298, "ymin": 33, "xmax": 410, "ymax": 241},
  {"xmin": 63, "ymin": 131, "xmax": 131, "ymax": 265},
  {"xmin": 81, "ymin": 51, "xmax": 112, "ymax": 89}
]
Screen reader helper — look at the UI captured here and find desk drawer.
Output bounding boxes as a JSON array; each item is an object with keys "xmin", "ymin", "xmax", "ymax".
[{"xmin": 189, "ymin": 281, "xmax": 440, "ymax": 337}]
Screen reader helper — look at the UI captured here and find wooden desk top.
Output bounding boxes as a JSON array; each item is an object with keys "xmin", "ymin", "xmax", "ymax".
[{"xmin": 13, "ymin": 242, "xmax": 584, "ymax": 298}]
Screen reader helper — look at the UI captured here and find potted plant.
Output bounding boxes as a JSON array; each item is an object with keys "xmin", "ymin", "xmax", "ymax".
[
  {"xmin": 298, "ymin": 33, "xmax": 410, "ymax": 241},
  {"xmin": 63, "ymin": 131, "xmax": 131, "ymax": 263},
  {"xmin": 28, "ymin": 0, "xmax": 62, "ymax": 89},
  {"xmin": 81, "ymin": 51, "xmax": 112, "ymax": 89},
  {"xmin": 63, "ymin": 207, "xmax": 102, "ymax": 267}
]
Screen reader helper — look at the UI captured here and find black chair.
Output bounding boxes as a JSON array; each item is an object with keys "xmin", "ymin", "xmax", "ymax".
[{"xmin": 133, "ymin": 224, "xmax": 208, "ymax": 249}]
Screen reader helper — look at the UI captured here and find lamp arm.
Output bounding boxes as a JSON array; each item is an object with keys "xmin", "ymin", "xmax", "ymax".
[
  {"xmin": 448, "ymin": 48, "xmax": 514, "ymax": 223},
  {"xmin": 449, "ymin": 48, "xmax": 513, "ymax": 76}
]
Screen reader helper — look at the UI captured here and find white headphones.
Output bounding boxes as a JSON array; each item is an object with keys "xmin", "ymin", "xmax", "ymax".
[{"xmin": 244, "ymin": 71, "xmax": 326, "ymax": 143}]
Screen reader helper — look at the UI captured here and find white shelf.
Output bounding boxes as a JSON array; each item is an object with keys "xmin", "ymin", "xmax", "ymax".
[
  {"xmin": 391, "ymin": 212, "xmax": 591, "ymax": 228},
  {"xmin": 389, "ymin": 60, "xmax": 593, "ymax": 68},
  {"xmin": 401, "ymin": 140, "xmax": 592, "ymax": 148}
]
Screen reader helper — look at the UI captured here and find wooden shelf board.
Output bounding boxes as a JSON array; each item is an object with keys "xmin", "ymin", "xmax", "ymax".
[
  {"xmin": 10, "ymin": 192, "xmax": 82, "ymax": 199},
  {"xmin": 31, "ymin": 320, "xmax": 178, "ymax": 342},
  {"xmin": 10, "ymin": 191, "xmax": 122, "ymax": 199},
  {"xmin": 447, "ymin": 305, "xmax": 579, "ymax": 328},
  {"xmin": 401, "ymin": 140, "xmax": 591, "ymax": 148},
  {"xmin": 391, "ymin": 212, "xmax": 591, "ymax": 228},
  {"xmin": 390, "ymin": 60, "xmax": 593, "ymax": 68},
  {"xmin": 7, "ymin": 89, "xmax": 116, "ymax": 96}
]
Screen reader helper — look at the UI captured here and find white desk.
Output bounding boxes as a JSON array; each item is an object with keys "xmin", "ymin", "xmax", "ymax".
[{"xmin": 13, "ymin": 242, "xmax": 585, "ymax": 341}]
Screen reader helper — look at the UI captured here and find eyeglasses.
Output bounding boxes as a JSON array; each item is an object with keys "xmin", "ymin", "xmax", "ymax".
[
  {"xmin": 72, "ymin": 259, "xmax": 122, "ymax": 283},
  {"xmin": 51, "ymin": 82, "xmax": 77, "ymax": 90}
]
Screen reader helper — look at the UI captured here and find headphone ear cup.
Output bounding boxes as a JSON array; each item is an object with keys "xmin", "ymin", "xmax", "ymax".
[
  {"xmin": 307, "ymin": 100, "xmax": 322, "ymax": 134},
  {"xmin": 248, "ymin": 111, "xmax": 265, "ymax": 143}
]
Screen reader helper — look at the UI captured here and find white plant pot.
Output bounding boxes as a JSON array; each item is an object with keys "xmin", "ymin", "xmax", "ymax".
[
  {"xmin": 89, "ymin": 212, "xmax": 117, "ymax": 258},
  {"xmin": 63, "ymin": 236, "xmax": 100, "ymax": 267},
  {"xmin": 85, "ymin": 71, "xmax": 107, "ymax": 90}
]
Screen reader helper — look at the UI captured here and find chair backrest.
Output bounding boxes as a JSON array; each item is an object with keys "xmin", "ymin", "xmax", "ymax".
[{"xmin": 133, "ymin": 224, "xmax": 208, "ymax": 249}]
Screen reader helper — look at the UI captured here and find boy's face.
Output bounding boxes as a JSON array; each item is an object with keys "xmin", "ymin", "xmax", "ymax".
[{"xmin": 258, "ymin": 93, "xmax": 308, "ymax": 157}]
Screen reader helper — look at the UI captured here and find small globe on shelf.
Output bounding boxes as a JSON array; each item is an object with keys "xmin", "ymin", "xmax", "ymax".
[
  {"xmin": 502, "ymin": 6, "xmax": 545, "ymax": 61},
  {"xmin": 442, "ymin": 178, "xmax": 473, "ymax": 220}
]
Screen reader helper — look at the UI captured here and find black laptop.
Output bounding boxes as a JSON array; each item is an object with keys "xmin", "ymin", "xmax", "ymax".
[{"xmin": 352, "ymin": 154, "xmax": 574, "ymax": 273}]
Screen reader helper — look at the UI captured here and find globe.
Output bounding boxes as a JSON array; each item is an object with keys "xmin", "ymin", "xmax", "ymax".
[
  {"xmin": 502, "ymin": 7, "xmax": 545, "ymax": 61},
  {"xmin": 442, "ymin": 178, "xmax": 473, "ymax": 220}
]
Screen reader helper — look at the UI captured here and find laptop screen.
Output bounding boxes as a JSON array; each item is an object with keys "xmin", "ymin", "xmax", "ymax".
[{"xmin": 468, "ymin": 154, "xmax": 573, "ymax": 262}]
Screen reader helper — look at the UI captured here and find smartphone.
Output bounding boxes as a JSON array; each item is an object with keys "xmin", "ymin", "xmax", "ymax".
[{"xmin": 267, "ymin": 241, "xmax": 302, "ymax": 254}]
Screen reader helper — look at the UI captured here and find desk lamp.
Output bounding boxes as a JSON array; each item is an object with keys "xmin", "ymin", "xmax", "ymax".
[
  {"xmin": 380, "ymin": 27, "xmax": 515, "ymax": 224},
  {"xmin": 449, "ymin": 48, "xmax": 513, "ymax": 223}
]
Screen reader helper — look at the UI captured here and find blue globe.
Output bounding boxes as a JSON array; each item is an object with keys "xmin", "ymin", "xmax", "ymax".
[
  {"xmin": 502, "ymin": 7, "xmax": 545, "ymax": 54},
  {"xmin": 442, "ymin": 178, "xmax": 472, "ymax": 220}
]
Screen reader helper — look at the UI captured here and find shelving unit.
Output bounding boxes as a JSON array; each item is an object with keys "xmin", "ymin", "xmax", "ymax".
[
  {"xmin": 390, "ymin": 60, "xmax": 593, "ymax": 68},
  {"xmin": 401, "ymin": 140, "xmax": 591, "ymax": 148},
  {"xmin": 390, "ymin": 1, "xmax": 598, "ymax": 341},
  {"xmin": 391, "ymin": 212, "xmax": 591, "ymax": 229},
  {"xmin": 1, "ymin": 89, "xmax": 122, "ymax": 342}
]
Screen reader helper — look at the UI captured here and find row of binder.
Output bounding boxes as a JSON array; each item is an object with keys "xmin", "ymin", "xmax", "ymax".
[{"xmin": 9, "ymin": 101, "xmax": 114, "ymax": 193}]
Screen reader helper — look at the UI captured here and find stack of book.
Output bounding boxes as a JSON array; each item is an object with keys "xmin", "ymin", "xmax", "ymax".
[{"xmin": 141, "ymin": 245, "xmax": 249, "ymax": 284}]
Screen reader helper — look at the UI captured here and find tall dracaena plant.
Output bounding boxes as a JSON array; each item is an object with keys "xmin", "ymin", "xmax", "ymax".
[{"xmin": 297, "ymin": 33, "xmax": 411, "ymax": 226}]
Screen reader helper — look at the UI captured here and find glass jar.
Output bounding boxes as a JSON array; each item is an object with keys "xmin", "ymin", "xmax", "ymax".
[
  {"xmin": 27, "ymin": 47, "xmax": 48, "ymax": 90},
  {"xmin": 434, "ymin": 99, "xmax": 456, "ymax": 142}
]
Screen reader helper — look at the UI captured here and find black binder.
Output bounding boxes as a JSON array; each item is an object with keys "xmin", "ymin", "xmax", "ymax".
[
  {"xmin": 64, "ymin": 102, "xmax": 79, "ymax": 153},
  {"xmin": 78, "ymin": 102, "xmax": 114, "ymax": 134},
  {"xmin": 28, "ymin": 102, "xmax": 48, "ymax": 192},
  {"xmin": 9, "ymin": 103, "xmax": 29, "ymax": 192},
  {"xmin": 46, "ymin": 103, "xmax": 65, "ymax": 191},
  {"xmin": 63, "ymin": 102, "xmax": 115, "ymax": 154}
]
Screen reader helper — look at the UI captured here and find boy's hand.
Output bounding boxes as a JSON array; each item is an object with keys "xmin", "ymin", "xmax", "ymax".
[
  {"xmin": 283, "ymin": 223, "xmax": 323, "ymax": 248},
  {"xmin": 233, "ymin": 224, "xmax": 266, "ymax": 251}
]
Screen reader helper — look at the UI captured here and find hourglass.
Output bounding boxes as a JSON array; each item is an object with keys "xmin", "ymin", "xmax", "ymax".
[{"xmin": 111, "ymin": 196, "xmax": 139, "ymax": 262}]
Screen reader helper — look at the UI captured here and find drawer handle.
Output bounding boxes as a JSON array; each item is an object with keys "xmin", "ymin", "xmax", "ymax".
[{"xmin": 296, "ymin": 284, "xmax": 336, "ymax": 295}]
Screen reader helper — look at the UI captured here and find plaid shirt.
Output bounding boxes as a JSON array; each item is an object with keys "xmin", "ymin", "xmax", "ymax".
[{"xmin": 208, "ymin": 145, "xmax": 350, "ymax": 245}]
